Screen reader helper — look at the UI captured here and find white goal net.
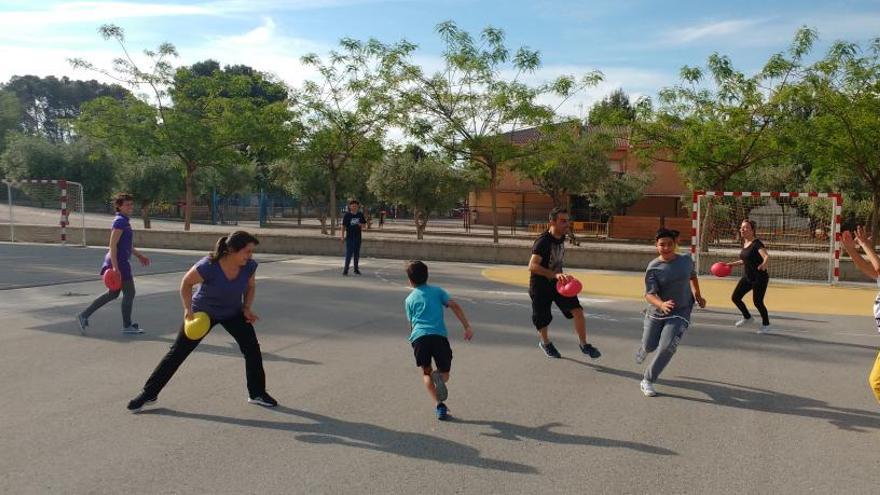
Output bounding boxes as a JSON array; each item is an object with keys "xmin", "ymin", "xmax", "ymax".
[
  {"xmin": 691, "ymin": 191, "xmax": 842, "ymax": 284},
  {"xmin": 1, "ymin": 179, "xmax": 86, "ymax": 245}
]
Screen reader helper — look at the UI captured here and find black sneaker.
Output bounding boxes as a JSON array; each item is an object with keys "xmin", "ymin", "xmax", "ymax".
[
  {"xmin": 353, "ymin": 269, "xmax": 362, "ymax": 275},
  {"xmin": 539, "ymin": 341, "xmax": 561, "ymax": 358},
  {"xmin": 435, "ymin": 402, "xmax": 449, "ymax": 421},
  {"xmin": 579, "ymin": 343, "xmax": 601, "ymax": 359},
  {"xmin": 127, "ymin": 391, "xmax": 157, "ymax": 413},
  {"xmin": 342, "ymin": 270, "xmax": 349, "ymax": 276},
  {"xmin": 76, "ymin": 313, "xmax": 88, "ymax": 335},
  {"xmin": 248, "ymin": 392, "xmax": 278, "ymax": 408}
]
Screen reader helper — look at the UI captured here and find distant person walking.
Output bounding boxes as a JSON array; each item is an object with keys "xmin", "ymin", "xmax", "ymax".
[
  {"xmin": 342, "ymin": 199, "xmax": 367, "ymax": 276},
  {"xmin": 77, "ymin": 193, "xmax": 150, "ymax": 335}
]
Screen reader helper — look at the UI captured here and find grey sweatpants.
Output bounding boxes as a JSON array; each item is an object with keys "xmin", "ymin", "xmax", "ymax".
[
  {"xmin": 640, "ymin": 315, "xmax": 688, "ymax": 383},
  {"xmin": 81, "ymin": 279, "xmax": 136, "ymax": 327}
]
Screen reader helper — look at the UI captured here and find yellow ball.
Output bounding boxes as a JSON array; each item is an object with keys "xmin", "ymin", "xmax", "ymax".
[{"xmin": 184, "ymin": 312, "xmax": 211, "ymax": 340}]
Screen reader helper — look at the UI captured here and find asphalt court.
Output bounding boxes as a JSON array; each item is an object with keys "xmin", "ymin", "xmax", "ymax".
[{"xmin": 1, "ymin": 243, "xmax": 879, "ymax": 494}]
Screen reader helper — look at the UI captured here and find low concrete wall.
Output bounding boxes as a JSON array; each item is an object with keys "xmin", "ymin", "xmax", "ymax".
[{"xmin": 0, "ymin": 223, "xmax": 868, "ymax": 282}]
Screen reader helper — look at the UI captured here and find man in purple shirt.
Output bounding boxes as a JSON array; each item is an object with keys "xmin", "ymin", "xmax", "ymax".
[{"xmin": 77, "ymin": 193, "xmax": 150, "ymax": 334}]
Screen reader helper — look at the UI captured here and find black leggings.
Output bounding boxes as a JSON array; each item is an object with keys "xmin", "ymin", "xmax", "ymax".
[
  {"xmin": 731, "ymin": 276, "xmax": 770, "ymax": 325},
  {"xmin": 141, "ymin": 312, "xmax": 266, "ymax": 398}
]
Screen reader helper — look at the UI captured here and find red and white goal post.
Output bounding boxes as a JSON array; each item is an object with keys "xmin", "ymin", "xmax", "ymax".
[
  {"xmin": 2, "ymin": 179, "xmax": 86, "ymax": 246},
  {"xmin": 691, "ymin": 191, "xmax": 842, "ymax": 285}
]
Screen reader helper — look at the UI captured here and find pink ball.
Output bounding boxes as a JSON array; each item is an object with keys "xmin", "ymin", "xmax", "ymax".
[
  {"xmin": 710, "ymin": 262, "xmax": 732, "ymax": 278},
  {"xmin": 556, "ymin": 278, "xmax": 583, "ymax": 297},
  {"xmin": 103, "ymin": 269, "xmax": 122, "ymax": 290}
]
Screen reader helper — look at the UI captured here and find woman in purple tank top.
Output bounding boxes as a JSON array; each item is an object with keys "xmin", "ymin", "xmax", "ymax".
[
  {"xmin": 77, "ymin": 193, "xmax": 151, "ymax": 335},
  {"xmin": 126, "ymin": 231, "xmax": 277, "ymax": 412}
]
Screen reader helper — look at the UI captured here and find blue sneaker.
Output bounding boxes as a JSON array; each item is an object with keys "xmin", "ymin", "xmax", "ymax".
[
  {"xmin": 435, "ymin": 402, "xmax": 449, "ymax": 421},
  {"xmin": 539, "ymin": 341, "xmax": 561, "ymax": 358}
]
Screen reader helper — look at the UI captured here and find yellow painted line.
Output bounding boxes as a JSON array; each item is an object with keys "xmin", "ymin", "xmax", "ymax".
[{"xmin": 481, "ymin": 268, "xmax": 877, "ymax": 317}]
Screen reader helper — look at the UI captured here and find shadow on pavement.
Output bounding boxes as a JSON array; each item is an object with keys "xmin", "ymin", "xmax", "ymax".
[
  {"xmin": 577, "ymin": 362, "xmax": 880, "ymax": 433},
  {"xmin": 140, "ymin": 406, "xmax": 539, "ymax": 474}
]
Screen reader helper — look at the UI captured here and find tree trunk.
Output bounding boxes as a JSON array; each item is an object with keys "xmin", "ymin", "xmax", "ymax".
[
  {"xmin": 329, "ymin": 163, "xmax": 338, "ymax": 237},
  {"xmin": 489, "ymin": 165, "xmax": 499, "ymax": 243},
  {"xmin": 140, "ymin": 200, "xmax": 152, "ymax": 230},
  {"xmin": 415, "ymin": 210, "xmax": 428, "ymax": 240},
  {"xmin": 184, "ymin": 164, "xmax": 195, "ymax": 231}
]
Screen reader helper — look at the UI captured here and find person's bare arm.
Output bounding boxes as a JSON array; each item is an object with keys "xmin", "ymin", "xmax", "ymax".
[
  {"xmin": 243, "ymin": 274, "xmax": 259, "ymax": 323},
  {"xmin": 690, "ymin": 274, "xmax": 706, "ymax": 308},
  {"xmin": 757, "ymin": 248, "xmax": 769, "ymax": 271},
  {"xmin": 645, "ymin": 292, "xmax": 675, "ymax": 314},
  {"xmin": 180, "ymin": 266, "xmax": 204, "ymax": 319},
  {"xmin": 528, "ymin": 254, "xmax": 567, "ymax": 282},
  {"xmin": 842, "ymin": 229, "xmax": 880, "ymax": 279},
  {"xmin": 108, "ymin": 229, "xmax": 122, "ymax": 271},
  {"xmin": 447, "ymin": 299, "xmax": 473, "ymax": 341}
]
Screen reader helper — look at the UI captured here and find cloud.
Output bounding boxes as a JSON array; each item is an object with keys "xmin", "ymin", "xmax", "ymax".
[
  {"xmin": 661, "ymin": 18, "xmax": 770, "ymax": 45},
  {"xmin": 0, "ymin": 2, "xmax": 213, "ymax": 30}
]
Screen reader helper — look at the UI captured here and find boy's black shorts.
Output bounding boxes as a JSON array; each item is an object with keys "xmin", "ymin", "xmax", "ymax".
[
  {"xmin": 529, "ymin": 282, "xmax": 582, "ymax": 329},
  {"xmin": 412, "ymin": 334, "xmax": 452, "ymax": 372}
]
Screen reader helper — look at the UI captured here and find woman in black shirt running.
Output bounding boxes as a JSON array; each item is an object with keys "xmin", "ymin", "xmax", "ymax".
[{"xmin": 724, "ymin": 220, "xmax": 771, "ymax": 333}]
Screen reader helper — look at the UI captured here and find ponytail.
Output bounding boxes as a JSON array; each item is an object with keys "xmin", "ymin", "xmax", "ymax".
[
  {"xmin": 209, "ymin": 236, "xmax": 229, "ymax": 262},
  {"xmin": 209, "ymin": 231, "xmax": 259, "ymax": 262}
]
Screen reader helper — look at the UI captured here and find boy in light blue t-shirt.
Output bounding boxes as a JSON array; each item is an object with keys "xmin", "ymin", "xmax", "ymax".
[{"xmin": 404, "ymin": 261, "xmax": 473, "ymax": 420}]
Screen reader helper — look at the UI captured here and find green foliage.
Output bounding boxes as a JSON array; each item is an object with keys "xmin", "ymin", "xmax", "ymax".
[
  {"xmin": 587, "ymin": 89, "xmax": 636, "ymax": 126},
  {"xmin": 116, "ymin": 154, "xmax": 183, "ymax": 227},
  {"xmin": 367, "ymin": 148, "xmax": 473, "ymax": 239},
  {"xmin": 0, "ymin": 133, "xmax": 116, "ymax": 200},
  {"xmin": 513, "ymin": 122, "xmax": 616, "ymax": 208},
  {"xmin": 1, "ymin": 75, "xmax": 129, "ymax": 143},
  {"xmin": 0, "ymin": 90, "xmax": 21, "ymax": 157},
  {"xmin": 637, "ymin": 27, "xmax": 817, "ymax": 190},
  {"xmin": 295, "ymin": 36, "xmax": 413, "ymax": 235},
  {"xmin": 400, "ymin": 20, "xmax": 603, "ymax": 242},
  {"xmin": 589, "ymin": 172, "xmax": 651, "ymax": 216}
]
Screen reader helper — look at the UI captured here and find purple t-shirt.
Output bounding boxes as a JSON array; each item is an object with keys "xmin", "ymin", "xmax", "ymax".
[
  {"xmin": 101, "ymin": 214, "xmax": 134, "ymax": 280},
  {"xmin": 191, "ymin": 256, "xmax": 258, "ymax": 321}
]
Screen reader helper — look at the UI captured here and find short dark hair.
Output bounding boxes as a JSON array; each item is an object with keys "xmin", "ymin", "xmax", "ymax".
[
  {"xmin": 349, "ymin": 199, "xmax": 360, "ymax": 206},
  {"xmin": 406, "ymin": 260, "xmax": 429, "ymax": 286},
  {"xmin": 549, "ymin": 208, "xmax": 568, "ymax": 221},
  {"xmin": 655, "ymin": 228, "xmax": 680, "ymax": 241},
  {"xmin": 113, "ymin": 193, "xmax": 133, "ymax": 212}
]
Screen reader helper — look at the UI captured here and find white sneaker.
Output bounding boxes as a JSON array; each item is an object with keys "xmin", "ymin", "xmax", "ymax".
[
  {"xmin": 735, "ymin": 317, "xmax": 753, "ymax": 328},
  {"xmin": 757, "ymin": 324, "xmax": 772, "ymax": 334},
  {"xmin": 640, "ymin": 379, "xmax": 657, "ymax": 397},
  {"xmin": 122, "ymin": 323, "xmax": 144, "ymax": 334}
]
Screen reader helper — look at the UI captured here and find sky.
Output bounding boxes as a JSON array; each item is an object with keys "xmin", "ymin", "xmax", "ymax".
[{"xmin": 1, "ymin": 0, "xmax": 879, "ymax": 118}]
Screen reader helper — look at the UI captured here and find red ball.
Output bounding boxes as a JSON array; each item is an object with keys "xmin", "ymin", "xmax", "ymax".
[
  {"xmin": 103, "ymin": 269, "xmax": 122, "ymax": 290},
  {"xmin": 710, "ymin": 262, "xmax": 732, "ymax": 278},
  {"xmin": 556, "ymin": 278, "xmax": 583, "ymax": 297}
]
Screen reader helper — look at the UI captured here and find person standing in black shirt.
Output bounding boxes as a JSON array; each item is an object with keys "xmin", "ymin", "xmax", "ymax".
[
  {"xmin": 724, "ymin": 219, "xmax": 771, "ymax": 333},
  {"xmin": 527, "ymin": 208, "xmax": 601, "ymax": 359},
  {"xmin": 341, "ymin": 199, "xmax": 367, "ymax": 276}
]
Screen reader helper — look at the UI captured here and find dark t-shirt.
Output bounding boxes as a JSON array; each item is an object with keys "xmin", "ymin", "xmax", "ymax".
[
  {"xmin": 740, "ymin": 239, "xmax": 768, "ymax": 281},
  {"xmin": 530, "ymin": 231, "xmax": 565, "ymax": 289},
  {"xmin": 343, "ymin": 212, "xmax": 366, "ymax": 240}
]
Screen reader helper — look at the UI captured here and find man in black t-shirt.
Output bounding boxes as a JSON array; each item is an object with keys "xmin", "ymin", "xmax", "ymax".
[
  {"xmin": 341, "ymin": 199, "xmax": 367, "ymax": 275},
  {"xmin": 527, "ymin": 208, "xmax": 601, "ymax": 359}
]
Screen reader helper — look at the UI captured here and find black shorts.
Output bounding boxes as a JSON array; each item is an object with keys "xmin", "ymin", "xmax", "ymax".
[
  {"xmin": 411, "ymin": 334, "xmax": 452, "ymax": 372},
  {"xmin": 529, "ymin": 282, "xmax": 582, "ymax": 329}
]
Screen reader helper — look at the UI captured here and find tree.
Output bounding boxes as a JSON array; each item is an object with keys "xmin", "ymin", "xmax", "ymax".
[
  {"xmin": 71, "ymin": 25, "xmax": 292, "ymax": 230},
  {"xmin": 2, "ymin": 75, "xmax": 128, "ymax": 143},
  {"xmin": 636, "ymin": 27, "xmax": 817, "ymax": 250},
  {"xmin": 368, "ymin": 148, "xmax": 473, "ymax": 239},
  {"xmin": 116, "ymin": 154, "xmax": 183, "ymax": 228},
  {"xmin": 0, "ymin": 89, "xmax": 21, "ymax": 156},
  {"xmin": 0, "ymin": 133, "xmax": 116, "ymax": 201},
  {"xmin": 271, "ymin": 154, "xmax": 332, "ymax": 232},
  {"xmin": 637, "ymin": 28, "xmax": 816, "ymax": 190},
  {"xmin": 587, "ymin": 88, "xmax": 636, "ymax": 125},
  {"xmin": 793, "ymin": 37, "xmax": 880, "ymax": 240},
  {"xmin": 296, "ymin": 37, "xmax": 414, "ymax": 236},
  {"xmin": 512, "ymin": 121, "xmax": 615, "ymax": 209},
  {"xmin": 400, "ymin": 21, "xmax": 602, "ymax": 243},
  {"xmin": 588, "ymin": 173, "xmax": 650, "ymax": 216}
]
